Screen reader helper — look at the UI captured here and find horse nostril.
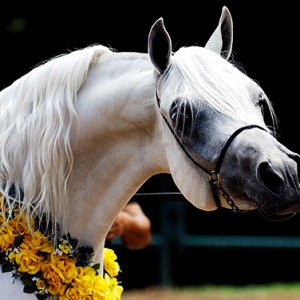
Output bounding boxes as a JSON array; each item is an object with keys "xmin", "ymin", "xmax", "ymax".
[{"xmin": 258, "ymin": 161, "xmax": 282, "ymax": 194}]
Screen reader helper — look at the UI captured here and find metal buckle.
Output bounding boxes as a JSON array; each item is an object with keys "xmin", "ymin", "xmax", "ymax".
[{"xmin": 209, "ymin": 171, "xmax": 220, "ymax": 185}]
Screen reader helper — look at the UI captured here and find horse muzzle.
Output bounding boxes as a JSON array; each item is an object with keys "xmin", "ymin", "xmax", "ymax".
[{"xmin": 255, "ymin": 152, "xmax": 300, "ymax": 220}]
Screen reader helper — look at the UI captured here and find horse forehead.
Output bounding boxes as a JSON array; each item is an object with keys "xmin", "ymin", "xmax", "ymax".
[
  {"xmin": 159, "ymin": 52, "xmax": 260, "ymax": 107},
  {"xmin": 168, "ymin": 47, "xmax": 257, "ymax": 87}
]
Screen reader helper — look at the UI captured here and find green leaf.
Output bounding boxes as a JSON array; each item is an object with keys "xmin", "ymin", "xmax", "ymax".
[
  {"xmin": 23, "ymin": 284, "xmax": 36, "ymax": 294},
  {"xmin": 92, "ymin": 263, "xmax": 100, "ymax": 271},
  {"xmin": 70, "ymin": 238, "xmax": 78, "ymax": 249},
  {"xmin": 20, "ymin": 273, "xmax": 35, "ymax": 287},
  {"xmin": 64, "ymin": 233, "xmax": 78, "ymax": 249},
  {"xmin": 36, "ymin": 294, "xmax": 48, "ymax": 300},
  {"xmin": 2, "ymin": 260, "xmax": 14, "ymax": 273}
]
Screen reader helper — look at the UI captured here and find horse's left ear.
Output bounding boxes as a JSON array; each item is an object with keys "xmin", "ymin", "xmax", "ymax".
[
  {"xmin": 205, "ymin": 6, "xmax": 233, "ymax": 60},
  {"xmin": 148, "ymin": 18, "xmax": 172, "ymax": 74}
]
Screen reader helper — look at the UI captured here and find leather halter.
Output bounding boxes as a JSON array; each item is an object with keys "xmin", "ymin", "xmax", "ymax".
[{"xmin": 156, "ymin": 91, "xmax": 267, "ymax": 212}]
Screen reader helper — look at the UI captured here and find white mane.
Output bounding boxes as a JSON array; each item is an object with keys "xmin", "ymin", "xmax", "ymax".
[
  {"xmin": 171, "ymin": 46, "xmax": 277, "ymax": 132},
  {"xmin": 0, "ymin": 44, "xmax": 111, "ymax": 234}
]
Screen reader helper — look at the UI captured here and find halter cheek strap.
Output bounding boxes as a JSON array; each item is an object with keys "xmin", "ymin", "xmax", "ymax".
[
  {"xmin": 156, "ymin": 91, "xmax": 267, "ymax": 211},
  {"xmin": 208, "ymin": 124, "xmax": 267, "ymax": 210}
]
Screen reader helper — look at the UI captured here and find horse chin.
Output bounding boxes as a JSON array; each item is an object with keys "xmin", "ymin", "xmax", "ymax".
[
  {"xmin": 234, "ymin": 190, "xmax": 298, "ymax": 221},
  {"xmin": 227, "ymin": 195, "xmax": 296, "ymax": 221},
  {"xmin": 233, "ymin": 201, "xmax": 257, "ymax": 211},
  {"xmin": 258, "ymin": 206, "xmax": 296, "ymax": 221}
]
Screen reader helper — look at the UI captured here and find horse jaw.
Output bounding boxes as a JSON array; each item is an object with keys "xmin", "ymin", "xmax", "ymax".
[{"xmin": 162, "ymin": 121, "xmax": 217, "ymax": 211}]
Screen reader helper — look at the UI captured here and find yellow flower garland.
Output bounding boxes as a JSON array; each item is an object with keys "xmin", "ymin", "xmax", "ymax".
[{"xmin": 0, "ymin": 194, "xmax": 123, "ymax": 300}]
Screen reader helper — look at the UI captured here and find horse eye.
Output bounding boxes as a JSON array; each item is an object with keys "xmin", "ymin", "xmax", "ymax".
[
  {"xmin": 256, "ymin": 93, "xmax": 267, "ymax": 117},
  {"xmin": 258, "ymin": 93, "xmax": 265, "ymax": 108},
  {"xmin": 169, "ymin": 100, "xmax": 192, "ymax": 134}
]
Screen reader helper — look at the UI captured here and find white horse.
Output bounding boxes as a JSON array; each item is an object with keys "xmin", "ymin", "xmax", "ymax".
[{"xmin": 1, "ymin": 6, "xmax": 300, "ymax": 300}]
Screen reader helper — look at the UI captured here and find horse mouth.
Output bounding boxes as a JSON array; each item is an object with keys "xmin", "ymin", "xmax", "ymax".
[{"xmin": 258, "ymin": 206, "xmax": 296, "ymax": 221}]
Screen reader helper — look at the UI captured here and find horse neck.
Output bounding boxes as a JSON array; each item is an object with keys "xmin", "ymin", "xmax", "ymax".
[{"xmin": 65, "ymin": 52, "xmax": 169, "ymax": 263}]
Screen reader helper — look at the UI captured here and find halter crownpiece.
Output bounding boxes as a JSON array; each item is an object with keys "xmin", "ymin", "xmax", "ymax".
[{"xmin": 155, "ymin": 91, "xmax": 267, "ymax": 212}]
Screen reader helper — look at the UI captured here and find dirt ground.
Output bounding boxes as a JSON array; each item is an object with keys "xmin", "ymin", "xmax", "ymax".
[{"xmin": 121, "ymin": 286, "xmax": 300, "ymax": 300}]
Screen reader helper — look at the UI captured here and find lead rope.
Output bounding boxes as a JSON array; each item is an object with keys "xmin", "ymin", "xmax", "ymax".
[{"xmin": 156, "ymin": 91, "xmax": 267, "ymax": 212}]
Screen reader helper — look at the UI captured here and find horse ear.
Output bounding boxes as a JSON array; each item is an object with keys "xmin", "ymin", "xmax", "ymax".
[
  {"xmin": 148, "ymin": 18, "xmax": 172, "ymax": 74},
  {"xmin": 205, "ymin": 6, "xmax": 233, "ymax": 60}
]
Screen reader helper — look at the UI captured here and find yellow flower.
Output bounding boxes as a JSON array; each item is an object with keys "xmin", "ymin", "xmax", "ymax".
[
  {"xmin": 103, "ymin": 248, "xmax": 120, "ymax": 277},
  {"xmin": 92, "ymin": 276, "xmax": 110, "ymax": 300},
  {"xmin": 13, "ymin": 219, "xmax": 30, "ymax": 235},
  {"xmin": 104, "ymin": 273, "xmax": 123, "ymax": 300},
  {"xmin": 15, "ymin": 243, "xmax": 44, "ymax": 274},
  {"xmin": 0, "ymin": 226, "xmax": 15, "ymax": 251},
  {"xmin": 8, "ymin": 250, "xmax": 16, "ymax": 262},
  {"xmin": 92, "ymin": 271, "xmax": 123, "ymax": 300},
  {"xmin": 72, "ymin": 266, "xmax": 98, "ymax": 296},
  {"xmin": 0, "ymin": 216, "xmax": 4, "ymax": 227},
  {"xmin": 36, "ymin": 279, "xmax": 47, "ymax": 290},
  {"xmin": 12, "ymin": 213, "xmax": 34, "ymax": 235},
  {"xmin": 24, "ymin": 230, "xmax": 53, "ymax": 253},
  {"xmin": 82, "ymin": 265, "xmax": 98, "ymax": 278},
  {"xmin": 0, "ymin": 199, "xmax": 123, "ymax": 299},
  {"xmin": 13, "ymin": 204, "xmax": 20, "ymax": 215},
  {"xmin": 49, "ymin": 253, "xmax": 78, "ymax": 284},
  {"xmin": 41, "ymin": 262, "xmax": 67, "ymax": 296},
  {"xmin": 59, "ymin": 241, "xmax": 71, "ymax": 254},
  {"xmin": 4, "ymin": 219, "xmax": 15, "ymax": 231},
  {"xmin": 58, "ymin": 287, "xmax": 81, "ymax": 300}
]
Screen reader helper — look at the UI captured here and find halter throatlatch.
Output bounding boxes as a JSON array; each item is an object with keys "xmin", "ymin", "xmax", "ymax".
[{"xmin": 156, "ymin": 91, "xmax": 267, "ymax": 212}]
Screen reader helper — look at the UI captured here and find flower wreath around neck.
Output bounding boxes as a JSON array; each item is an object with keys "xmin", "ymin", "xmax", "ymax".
[{"xmin": 0, "ymin": 192, "xmax": 123, "ymax": 300}]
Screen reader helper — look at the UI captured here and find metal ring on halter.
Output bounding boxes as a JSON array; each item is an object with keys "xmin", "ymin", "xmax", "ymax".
[{"xmin": 209, "ymin": 171, "xmax": 220, "ymax": 185}]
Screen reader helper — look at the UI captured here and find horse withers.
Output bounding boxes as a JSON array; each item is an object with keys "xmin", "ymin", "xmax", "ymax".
[{"xmin": 0, "ymin": 6, "xmax": 300, "ymax": 300}]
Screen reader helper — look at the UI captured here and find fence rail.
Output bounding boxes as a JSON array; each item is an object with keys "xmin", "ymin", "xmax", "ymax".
[{"xmin": 111, "ymin": 192, "xmax": 300, "ymax": 285}]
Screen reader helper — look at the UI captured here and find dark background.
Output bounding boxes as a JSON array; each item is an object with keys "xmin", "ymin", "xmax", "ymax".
[
  {"xmin": 0, "ymin": 0, "xmax": 298, "ymax": 150},
  {"xmin": 1, "ymin": 0, "xmax": 300, "ymax": 290}
]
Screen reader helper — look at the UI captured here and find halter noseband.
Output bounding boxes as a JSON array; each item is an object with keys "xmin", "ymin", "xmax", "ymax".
[{"xmin": 156, "ymin": 91, "xmax": 267, "ymax": 212}]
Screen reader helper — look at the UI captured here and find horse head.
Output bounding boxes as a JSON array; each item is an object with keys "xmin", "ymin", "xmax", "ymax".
[{"xmin": 148, "ymin": 7, "xmax": 300, "ymax": 220}]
